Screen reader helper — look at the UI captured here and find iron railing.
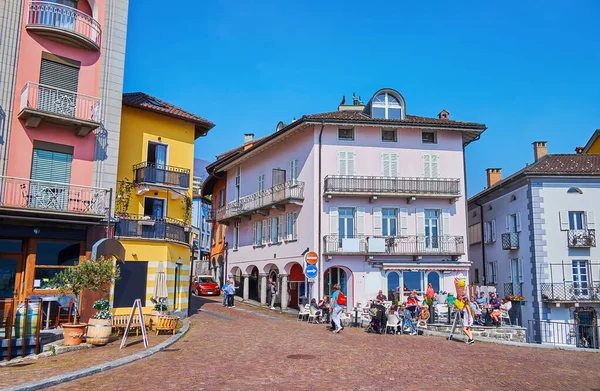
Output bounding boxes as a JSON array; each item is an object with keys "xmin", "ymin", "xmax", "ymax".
[
  {"xmin": 540, "ymin": 283, "xmax": 600, "ymax": 302},
  {"xmin": 323, "ymin": 234, "xmax": 464, "ymax": 255},
  {"xmin": 20, "ymin": 82, "xmax": 100, "ymax": 123},
  {"xmin": 133, "ymin": 162, "xmax": 190, "ymax": 188},
  {"xmin": 115, "ymin": 214, "xmax": 190, "ymax": 245},
  {"xmin": 216, "ymin": 180, "xmax": 304, "ymax": 222},
  {"xmin": 0, "ymin": 176, "xmax": 109, "ymax": 216},
  {"xmin": 27, "ymin": 1, "xmax": 101, "ymax": 48},
  {"xmin": 324, "ymin": 175, "xmax": 460, "ymax": 196},
  {"xmin": 567, "ymin": 229, "xmax": 596, "ymax": 248},
  {"xmin": 526, "ymin": 320, "xmax": 599, "ymax": 349},
  {"xmin": 504, "ymin": 282, "xmax": 523, "ymax": 297},
  {"xmin": 501, "ymin": 232, "xmax": 519, "ymax": 250}
]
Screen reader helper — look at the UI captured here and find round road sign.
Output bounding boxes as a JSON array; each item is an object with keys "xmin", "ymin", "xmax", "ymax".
[
  {"xmin": 305, "ymin": 251, "xmax": 318, "ymax": 265},
  {"xmin": 305, "ymin": 264, "xmax": 318, "ymax": 278}
]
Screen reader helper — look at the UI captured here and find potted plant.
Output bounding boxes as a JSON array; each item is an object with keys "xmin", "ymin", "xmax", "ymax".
[
  {"xmin": 182, "ymin": 192, "xmax": 192, "ymax": 230},
  {"xmin": 85, "ymin": 300, "xmax": 113, "ymax": 346},
  {"xmin": 49, "ymin": 257, "xmax": 120, "ymax": 346},
  {"xmin": 149, "ymin": 300, "xmax": 168, "ymax": 329}
]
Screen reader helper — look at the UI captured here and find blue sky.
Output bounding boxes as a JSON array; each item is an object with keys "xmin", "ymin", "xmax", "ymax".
[{"xmin": 123, "ymin": 0, "xmax": 600, "ymax": 196}]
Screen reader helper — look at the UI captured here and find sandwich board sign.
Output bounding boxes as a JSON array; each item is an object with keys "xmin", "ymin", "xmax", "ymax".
[{"xmin": 119, "ymin": 298, "xmax": 148, "ymax": 349}]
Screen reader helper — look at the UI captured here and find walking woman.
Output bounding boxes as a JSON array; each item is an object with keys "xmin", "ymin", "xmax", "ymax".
[
  {"xmin": 330, "ymin": 284, "xmax": 344, "ymax": 333},
  {"xmin": 461, "ymin": 296, "xmax": 475, "ymax": 344}
]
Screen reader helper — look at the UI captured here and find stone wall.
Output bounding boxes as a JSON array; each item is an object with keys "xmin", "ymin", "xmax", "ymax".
[{"xmin": 426, "ymin": 324, "xmax": 526, "ymax": 343}]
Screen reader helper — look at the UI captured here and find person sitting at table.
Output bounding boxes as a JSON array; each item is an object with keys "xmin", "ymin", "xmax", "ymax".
[
  {"xmin": 405, "ymin": 290, "xmax": 421, "ymax": 317},
  {"xmin": 490, "ymin": 297, "xmax": 512, "ymax": 326},
  {"xmin": 375, "ymin": 290, "xmax": 387, "ymax": 303},
  {"xmin": 318, "ymin": 295, "xmax": 330, "ymax": 322},
  {"xmin": 399, "ymin": 303, "xmax": 417, "ymax": 335},
  {"xmin": 488, "ymin": 292, "xmax": 502, "ymax": 326},
  {"xmin": 476, "ymin": 291, "xmax": 488, "ymax": 305},
  {"xmin": 470, "ymin": 296, "xmax": 483, "ymax": 324}
]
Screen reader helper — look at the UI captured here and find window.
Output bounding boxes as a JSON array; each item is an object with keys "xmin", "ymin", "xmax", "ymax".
[
  {"xmin": 338, "ymin": 208, "xmax": 355, "ymax": 238},
  {"xmin": 572, "ymin": 260, "xmax": 590, "ymax": 296},
  {"xmin": 372, "ymin": 92, "xmax": 402, "ymax": 119},
  {"xmin": 468, "ymin": 223, "xmax": 482, "ymax": 244},
  {"xmin": 421, "ymin": 153, "xmax": 440, "ymax": 178},
  {"xmin": 30, "ymin": 147, "xmax": 73, "ymax": 210},
  {"xmin": 506, "ymin": 213, "xmax": 521, "ymax": 233},
  {"xmin": 290, "ymin": 159, "xmax": 299, "ymax": 181},
  {"xmin": 253, "ymin": 220, "xmax": 263, "ymax": 246},
  {"xmin": 218, "ymin": 189, "xmax": 225, "ymax": 208},
  {"xmin": 426, "ymin": 271, "xmax": 440, "ymax": 293},
  {"xmin": 567, "ymin": 187, "xmax": 583, "ymax": 194},
  {"xmin": 337, "ymin": 127, "xmax": 355, "ymax": 141},
  {"xmin": 486, "ymin": 262, "xmax": 497, "ymax": 284},
  {"xmin": 34, "ymin": 241, "xmax": 80, "ymax": 290},
  {"xmin": 233, "ymin": 222, "xmax": 239, "ymax": 250},
  {"xmin": 474, "ymin": 268, "xmax": 480, "ymax": 284},
  {"xmin": 569, "ymin": 211, "xmax": 585, "ymax": 230},
  {"xmin": 484, "ymin": 220, "xmax": 496, "ymax": 243},
  {"xmin": 382, "ymin": 208, "xmax": 397, "ymax": 236},
  {"xmin": 287, "ymin": 212, "xmax": 298, "ymax": 240},
  {"xmin": 403, "ymin": 271, "xmax": 423, "ymax": 292},
  {"xmin": 381, "ymin": 129, "xmax": 397, "ymax": 142},
  {"xmin": 381, "ymin": 152, "xmax": 399, "ymax": 177},
  {"xmin": 421, "ymin": 131, "xmax": 437, "ymax": 144},
  {"xmin": 270, "ymin": 217, "xmax": 279, "ymax": 244},
  {"xmin": 337, "ymin": 151, "xmax": 356, "ymax": 176},
  {"xmin": 258, "ymin": 174, "xmax": 265, "ymax": 192},
  {"xmin": 143, "ymin": 197, "xmax": 165, "ymax": 219},
  {"xmin": 39, "ymin": 57, "xmax": 79, "ymax": 116},
  {"xmin": 235, "ymin": 166, "xmax": 241, "ymax": 201},
  {"xmin": 387, "ymin": 272, "xmax": 400, "ymax": 300}
]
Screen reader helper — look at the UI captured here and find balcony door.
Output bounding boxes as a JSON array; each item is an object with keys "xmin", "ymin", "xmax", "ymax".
[
  {"xmin": 569, "ymin": 211, "xmax": 585, "ymax": 230},
  {"xmin": 339, "ymin": 208, "xmax": 354, "ymax": 240},
  {"xmin": 38, "ymin": 58, "xmax": 79, "ymax": 117},
  {"xmin": 147, "ymin": 142, "xmax": 168, "ymax": 184},
  {"xmin": 144, "ymin": 197, "xmax": 165, "ymax": 220},
  {"xmin": 572, "ymin": 260, "xmax": 590, "ymax": 297},
  {"xmin": 424, "ymin": 209, "xmax": 439, "ymax": 249}
]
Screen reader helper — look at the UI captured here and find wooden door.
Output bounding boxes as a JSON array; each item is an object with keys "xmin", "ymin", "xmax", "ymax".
[{"xmin": 0, "ymin": 253, "xmax": 25, "ymax": 331}]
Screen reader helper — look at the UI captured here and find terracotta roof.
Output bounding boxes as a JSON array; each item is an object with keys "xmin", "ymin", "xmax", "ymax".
[
  {"xmin": 122, "ymin": 92, "xmax": 215, "ymax": 137},
  {"xmin": 303, "ymin": 110, "xmax": 486, "ymax": 129}
]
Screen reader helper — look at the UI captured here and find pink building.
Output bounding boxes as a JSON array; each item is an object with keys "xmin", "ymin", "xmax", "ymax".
[
  {"xmin": 0, "ymin": 0, "xmax": 129, "ymax": 307},
  {"xmin": 213, "ymin": 89, "xmax": 486, "ymax": 311}
]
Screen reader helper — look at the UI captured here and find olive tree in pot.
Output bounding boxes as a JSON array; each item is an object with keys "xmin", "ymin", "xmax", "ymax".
[{"xmin": 49, "ymin": 257, "xmax": 120, "ymax": 346}]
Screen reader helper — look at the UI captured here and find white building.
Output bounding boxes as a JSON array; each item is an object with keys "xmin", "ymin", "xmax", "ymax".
[{"xmin": 468, "ymin": 141, "xmax": 600, "ymax": 348}]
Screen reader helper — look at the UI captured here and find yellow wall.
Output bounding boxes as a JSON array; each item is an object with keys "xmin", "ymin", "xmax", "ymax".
[{"xmin": 588, "ymin": 141, "xmax": 600, "ymax": 154}]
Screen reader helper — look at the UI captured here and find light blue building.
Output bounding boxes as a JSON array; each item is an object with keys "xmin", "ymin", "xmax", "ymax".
[{"xmin": 192, "ymin": 158, "xmax": 212, "ymax": 274}]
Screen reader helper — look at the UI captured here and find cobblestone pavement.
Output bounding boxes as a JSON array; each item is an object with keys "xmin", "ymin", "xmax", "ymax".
[{"xmin": 41, "ymin": 297, "xmax": 600, "ymax": 391}]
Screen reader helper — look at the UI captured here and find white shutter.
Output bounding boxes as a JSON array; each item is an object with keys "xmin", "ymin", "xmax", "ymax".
[
  {"xmin": 559, "ymin": 210, "xmax": 569, "ymax": 231},
  {"xmin": 416, "ymin": 208, "xmax": 425, "ymax": 236},
  {"xmin": 491, "ymin": 219, "xmax": 497, "ymax": 242},
  {"xmin": 373, "ymin": 207, "xmax": 382, "ymax": 236},
  {"xmin": 516, "ymin": 212, "xmax": 522, "ymax": 232},
  {"xmin": 381, "ymin": 153, "xmax": 390, "ymax": 177},
  {"xmin": 391, "ymin": 153, "xmax": 399, "ymax": 177},
  {"xmin": 347, "ymin": 151, "xmax": 356, "ymax": 175},
  {"xmin": 421, "ymin": 154, "xmax": 431, "ymax": 178},
  {"xmin": 586, "ymin": 210, "xmax": 596, "ymax": 230},
  {"xmin": 431, "ymin": 153, "xmax": 440, "ymax": 178},
  {"xmin": 293, "ymin": 212, "xmax": 298, "ymax": 239},
  {"xmin": 356, "ymin": 207, "xmax": 365, "ymax": 236},
  {"xmin": 337, "ymin": 151, "xmax": 346, "ymax": 175},
  {"xmin": 281, "ymin": 213, "xmax": 288, "ymax": 240},
  {"xmin": 399, "ymin": 208, "xmax": 408, "ymax": 236},
  {"xmin": 505, "ymin": 215, "xmax": 510, "ymax": 232},
  {"xmin": 483, "ymin": 222, "xmax": 489, "ymax": 244},
  {"xmin": 329, "ymin": 206, "xmax": 339, "ymax": 235},
  {"xmin": 442, "ymin": 209, "xmax": 450, "ymax": 235},
  {"xmin": 519, "ymin": 257, "xmax": 524, "ymax": 283},
  {"xmin": 253, "ymin": 222, "xmax": 257, "ymax": 245},
  {"xmin": 262, "ymin": 219, "xmax": 269, "ymax": 244},
  {"xmin": 508, "ymin": 259, "xmax": 512, "ymax": 282}
]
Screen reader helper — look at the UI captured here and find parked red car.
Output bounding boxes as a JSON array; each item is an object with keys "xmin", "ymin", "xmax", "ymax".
[{"xmin": 192, "ymin": 275, "xmax": 220, "ymax": 296}]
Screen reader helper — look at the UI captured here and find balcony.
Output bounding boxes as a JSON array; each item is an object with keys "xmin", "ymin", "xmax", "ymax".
[
  {"xmin": 216, "ymin": 180, "xmax": 304, "ymax": 224},
  {"xmin": 501, "ymin": 232, "xmax": 519, "ymax": 250},
  {"xmin": 323, "ymin": 175, "xmax": 460, "ymax": 202},
  {"xmin": 133, "ymin": 162, "xmax": 190, "ymax": 190},
  {"xmin": 504, "ymin": 282, "xmax": 524, "ymax": 297},
  {"xmin": 323, "ymin": 235, "xmax": 464, "ymax": 257},
  {"xmin": 26, "ymin": 1, "xmax": 101, "ymax": 51},
  {"xmin": 0, "ymin": 176, "xmax": 109, "ymax": 219},
  {"xmin": 18, "ymin": 82, "xmax": 100, "ymax": 136},
  {"xmin": 541, "ymin": 283, "xmax": 600, "ymax": 303},
  {"xmin": 115, "ymin": 214, "xmax": 190, "ymax": 245},
  {"xmin": 568, "ymin": 229, "xmax": 596, "ymax": 248}
]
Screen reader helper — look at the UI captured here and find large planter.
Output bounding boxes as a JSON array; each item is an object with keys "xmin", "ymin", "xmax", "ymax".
[
  {"xmin": 86, "ymin": 318, "xmax": 112, "ymax": 346},
  {"xmin": 62, "ymin": 323, "xmax": 88, "ymax": 346}
]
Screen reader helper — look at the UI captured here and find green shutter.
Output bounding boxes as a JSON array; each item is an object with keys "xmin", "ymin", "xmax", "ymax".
[{"xmin": 31, "ymin": 149, "xmax": 72, "ymax": 184}]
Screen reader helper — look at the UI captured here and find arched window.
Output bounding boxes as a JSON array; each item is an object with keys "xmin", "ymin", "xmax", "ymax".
[
  {"xmin": 372, "ymin": 92, "xmax": 402, "ymax": 119},
  {"xmin": 387, "ymin": 272, "xmax": 400, "ymax": 301},
  {"xmin": 426, "ymin": 271, "xmax": 441, "ymax": 293},
  {"xmin": 567, "ymin": 187, "xmax": 583, "ymax": 194},
  {"xmin": 324, "ymin": 267, "xmax": 347, "ymax": 297}
]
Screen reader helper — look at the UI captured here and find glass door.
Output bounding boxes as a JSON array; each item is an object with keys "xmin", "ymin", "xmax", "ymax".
[
  {"xmin": 424, "ymin": 209, "xmax": 439, "ymax": 249},
  {"xmin": 511, "ymin": 258, "xmax": 522, "ymax": 295},
  {"xmin": 572, "ymin": 260, "xmax": 589, "ymax": 297}
]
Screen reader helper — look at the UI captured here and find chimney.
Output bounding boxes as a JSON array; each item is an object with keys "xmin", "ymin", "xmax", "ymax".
[
  {"xmin": 486, "ymin": 168, "xmax": 502, "ymax": 188},
  {"xmin": 244, "ymin": 133, "xmax": 254, "ymax": 144},
  {"xmin": 575, "ymin": 146, "xmax": 584, "ymax": 154},
  {"xmin": 438, "ymin": 109, "xmax": 450, "ymax": 120},
  {"xmin": 533, "ymin": 141, "xmax": 547, "ymax": 161}
]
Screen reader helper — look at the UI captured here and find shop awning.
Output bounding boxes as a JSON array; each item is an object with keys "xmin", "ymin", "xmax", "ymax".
[{"xmin": 381, "ymin": 263, "xmax": 470, "ymax": 272}]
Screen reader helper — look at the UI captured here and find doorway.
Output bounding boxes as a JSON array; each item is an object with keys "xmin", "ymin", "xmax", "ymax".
[
  {"xmin": 575, "ymin": 308, "xmax": 598, "ymax": 349},
  {"xmin": 147, "ymin": 142, "xmax": 168, "ymax": 183},
  {"xmin": 424, "ymin": 209, "xmax": 439, "ymax": 249}
]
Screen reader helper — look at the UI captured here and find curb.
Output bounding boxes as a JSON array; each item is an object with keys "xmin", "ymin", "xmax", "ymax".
[{"xmin": 2, "ymin": 320, "xmax": 191, "ymax": 391}]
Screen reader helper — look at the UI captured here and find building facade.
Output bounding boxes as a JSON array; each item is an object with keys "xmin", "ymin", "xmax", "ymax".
[
  {"xmin": 0, "ymin": 0, "xmax": 128, "ymax": 310},
  {"xmin": 211, "ymin": 89, "xmax": 486, "ymax": 310},
  {"xmin": 191, "ymin": 193, "xmax": 212, "ymax": 275},
  {"xmin": 113, "ymin": 92, "xmax": 214, "ymax": 313},
  {"xmin": 468, "ymin": 142, "xmax": 600, "ymax": 348}
]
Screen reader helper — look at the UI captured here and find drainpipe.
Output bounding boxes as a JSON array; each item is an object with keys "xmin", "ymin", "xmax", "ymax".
[{"xmin": 317, "ymin": 121, "xmax": 325, "ymax": 300}]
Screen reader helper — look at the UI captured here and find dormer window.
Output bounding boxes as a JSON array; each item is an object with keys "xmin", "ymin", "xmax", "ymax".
[{"xmin": 372, "ymin": 92, "xmax": 402, "ymax": 120}]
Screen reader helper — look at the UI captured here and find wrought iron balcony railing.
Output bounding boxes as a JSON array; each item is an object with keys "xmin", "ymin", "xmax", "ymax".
[
  {"xmin": 504, "ymin": 282, "xmax": 523, "ymax": 297},
  {"xmin": 0, "ymin": 176, "xmax": 110, "ymax": 217},
  {"xmin": 323, "ymin": 175, "xmax": 460, "ymax": 198},
  {"xmin": 541, "ymin": 282, "xmax": 600, "ymax": 302},
  {"xmin": 27, "ymin": 1, "xmax": 101, "ymax": 50},
  {"xmin": 323, "ymin": 234, "xmax": 464, "ymax": 256},
  {"xmin": 115, "ymin": 214, "xmax": 190, "ymax": 245},
  {"xmin": 133, "ymin": 162, "xmax": 191, "ymax": 188},
  {"xmin": 526, "ymin": 320, "xmax": 600, "ymax": 349},
  {"xmin": 216, "ymin": 180, "xmax": 304, "ymax": 222},
  {"xmin": 567, "ymin": 229, "xmax": 596, "ymax": 248},
  {"xmin": 501, "ymin": 232, "xmax": 519, "ymax": 250}
]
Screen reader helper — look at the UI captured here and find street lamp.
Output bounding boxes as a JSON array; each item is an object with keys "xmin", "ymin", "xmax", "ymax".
[{"xmin": 187, "ymin": 243, "xmax": 198, "ymax": 317}]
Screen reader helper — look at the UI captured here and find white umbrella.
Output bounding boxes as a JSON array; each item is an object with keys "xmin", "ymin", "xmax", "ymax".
[{"xmin": 153, "ymin": 262, "xmax": 168, "ymax": 306}]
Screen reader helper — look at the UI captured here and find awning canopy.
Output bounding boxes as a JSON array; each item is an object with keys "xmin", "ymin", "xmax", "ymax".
[
  {"xmin": 380, "ymin": 263, "xmax": 470, "ymax": 272},
  {"xmin": 91, "ymin": 238, "xmax": 126, "ymax": 261}
]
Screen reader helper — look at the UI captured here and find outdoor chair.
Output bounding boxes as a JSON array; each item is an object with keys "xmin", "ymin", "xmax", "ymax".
[
  {"xmin": 308, "ymin": 306, "xmax": 321, "ymax": 324},
  {"xmin": 385, "ymin": 314, "xmax": 400, "ymax": 334},
  {"xmin": 500, "ymin": 309, "xmax": 511, "ymax": 326},
  {"xmin": 417, "ymin": 309, "xmax": 430, "ymax": 332},
  {"xmin": 297, "ymin": 305, "xmax": 310, "ymax": 321},
  {"xmin": 54, "ymin": 298, "xmax": 74, "ymax": 328}
]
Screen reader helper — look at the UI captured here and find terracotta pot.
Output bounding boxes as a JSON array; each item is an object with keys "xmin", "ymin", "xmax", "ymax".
[
  {"xmin": 62, "ymin": 323, "xmax": 88, "ymax": 346},
  {"xmin": 86, "ymin": 318, "xmax": 112, "ymax": 346}
]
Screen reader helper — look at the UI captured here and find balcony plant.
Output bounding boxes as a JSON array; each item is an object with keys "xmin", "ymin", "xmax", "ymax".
[
  {"xmin": 182, "ymin": 192, "xmax": 193, "ymax": 230},
  {"xmin": 115, "ymin": 179, "xmax": 134, "ymax": 216},
  {"xmin": 49, "ymin": 257, "xmax": 120, "ymax": 346},
  {"xmin": 86, "ymin": 299, "xmax": 113, "ymax": 346}
]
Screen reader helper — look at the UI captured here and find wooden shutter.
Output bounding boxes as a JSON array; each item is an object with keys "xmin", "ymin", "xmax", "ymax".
[
  {"xmin": 290, "ymin": 159, "xmax": 299, "ymax": 180},
  {"xmin": 281, "ymin": 214, "xmax": 288, "ymax": 241},
  {"xmin": 586, "ymin": 210, "xmax": 596, "ymax": 230},
  {"xmin": 421, "ymin": 154, "xmax": 431, "ymax": 178},
  {"xmin": 347, "ymin": 151, "xmax": 356, "ymax": 175},
  {"xmin": 559, "ymin": 211, "xmax": 569, "ymax": 231},
  {"xmin": 483, "ymin": 222, "xmax": 489, "ymax": 244},
  {"xmin": 508, "ymin": 259, "xmax": 513, "ymax": 282},
  {"xmin": 399, "ymin": 208, "xmax": 408, "ymax": 236},
  {"xmin": 381, "ymin": 153, "xmax": 390, "ymax": 177},
  {"xmin": 431, "ymin": 154, "xmax": 440, "ymax": 178},
  {"xmin": 356, "ymin": 207, "xmax": 365, "ymax": 236},
  {"xmin": 373, "ymin": 207, "xmax": 382, "ymax": 236},
  {"xmin": 391, "ymin": 153, "xmax": 399, "ymax": 177},
  {"xmin": 253, "ymin": 221, "xmax": 258, "ymax": 245},
  {"xmin": 442, "ymin": 209, "xmax": 450, "ymax": 235},
  {"xmin": 329, "ymin": 206, "xmax": 339, "ymax": 235},
  {"xmin": 337, "ymin": 151, "xmax": 346, "ymax": 175},
  {"xmin": 505, "ymin": 215, "xmax": 510, "ymax": 232},
  {"xmin": 519, "ymin": 257, "xmax": 524, "ymax": 283},
  {"xmin": 262, "ymin": 219, "xmax": 269, "ymax": 244},
  {"xmin": 416, "ymin": 208, "xmax": 425, "ymax": 236},
  {"xmin": 491, "ymin": 219, "xmax": 497, "ymax": 242},
  {"xmin": 516, "ymin": 212, "xmax": 522, "ymax": 232}
]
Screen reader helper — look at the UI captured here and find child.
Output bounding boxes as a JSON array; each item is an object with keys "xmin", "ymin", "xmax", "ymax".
[{"xmin": 462, "ymin": 296, "xmax": 475, "ymax": 344}]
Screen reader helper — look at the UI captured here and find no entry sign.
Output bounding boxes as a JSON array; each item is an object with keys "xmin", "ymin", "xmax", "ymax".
[{"xmin": 305, "ymin": 251, "xmax": 318, "ymax": 265}]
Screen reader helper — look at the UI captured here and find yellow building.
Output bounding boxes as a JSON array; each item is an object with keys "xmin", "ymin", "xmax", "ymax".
[
  {"xmin": 583, "ymin": 129, "xmax": 600, "ymax": 154},
  {"xmin": 112, "ymin": 92, "xmax": 215, "ymax": 314}
]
